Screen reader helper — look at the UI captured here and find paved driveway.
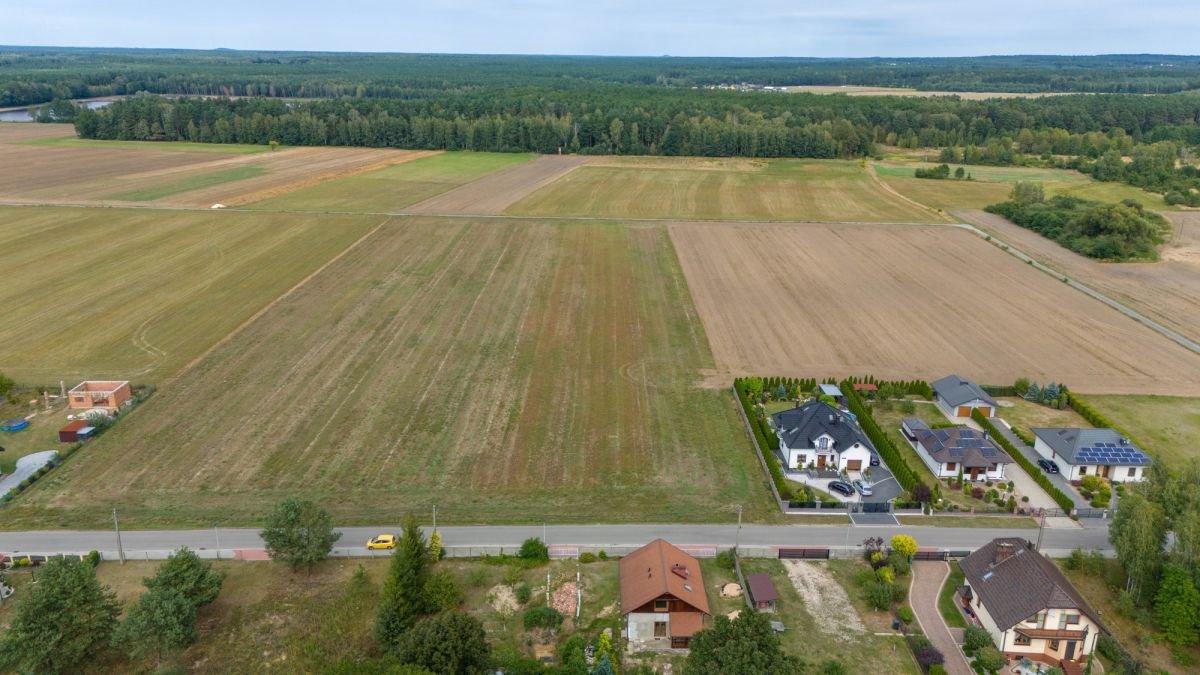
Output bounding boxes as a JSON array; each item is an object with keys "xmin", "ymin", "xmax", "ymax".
[
  {"xmin": 991, "ymin": 418, "xmax": 1082, "ymax": 509},
  {"xmin": 860, "ymin": 463, "xmax": 901, "ymax": 503},
  {"xmin": 0, "ymin": 451, "xmax": 57, "ymax": 496},
  {"xmin": 910, "ymin": 561, "xmax": 972, "ymax": 675}
]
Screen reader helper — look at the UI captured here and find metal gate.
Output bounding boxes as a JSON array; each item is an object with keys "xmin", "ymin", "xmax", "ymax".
[{"xmin": 778, "ymin": 547, "xmax": 830, "ymax": 560}]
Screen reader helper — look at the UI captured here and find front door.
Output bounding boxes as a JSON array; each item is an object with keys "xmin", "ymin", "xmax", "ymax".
[
  {"xmin": 969, "ymin": 468, "xmax": 981, "ymax": 481},
  {"xmin": 1065, "ymin": 641, "xmax": 1077, "ymax": 660},
  {"xmin": 817, "ymin": 455, "xmax": 826, "ymax": 468},
  {"xmin": 1101, "ymin": 465, "xmax": 1110, "ymax": 478}
]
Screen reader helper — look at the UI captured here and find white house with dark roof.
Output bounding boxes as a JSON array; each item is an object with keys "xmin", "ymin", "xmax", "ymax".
[
  {"xmin": 1032, "ymin": 428, "xmax": 1151, "ymax": 483},
  {"xmin": 903, "ymin": 417, "xmax": 1012, "ymax": 481},
  {"xmin": 932, "ymin": 374, "xmax": 997, "ymax": 418},
  {"xmin": 959, "ymin": 538, "xmax": 1108, "ymax": 673},
  {"xmin": 771, "ymin": 400, "xmax": 874, "ymax": 472}
]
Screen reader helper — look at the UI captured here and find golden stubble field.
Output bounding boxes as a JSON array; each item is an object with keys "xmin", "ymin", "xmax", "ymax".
[
  {"xmin": 669, "ymin": 221, "xmax": 1200, "ymax": 396},
  {"xmin": 7, "ymin": 218, "xmax": 771, "ymax": 528}
]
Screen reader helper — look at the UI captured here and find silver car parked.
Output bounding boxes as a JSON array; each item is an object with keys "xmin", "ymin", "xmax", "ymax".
[{"xmin": 853, "ymin": 479, "xmax": 873, "ymax": 496}]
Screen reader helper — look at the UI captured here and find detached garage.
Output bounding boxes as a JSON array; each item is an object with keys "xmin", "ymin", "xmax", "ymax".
[
  {"xmin": 932, "ymin": 374, "xmax": 997, "ymax": 419},
  {"xmin": 59, "ymin": 420, "xmax": 88, "ymax": 443}
]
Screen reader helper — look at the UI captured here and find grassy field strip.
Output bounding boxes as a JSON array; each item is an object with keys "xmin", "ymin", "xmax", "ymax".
[
  {"xmin": 247, "ymin": 151, "xmax": 533, "ymax": 212},
  {"xmin": 106, "ymin": 165, "xmax": 268, "ymax": 201},
  {"xmin": 0, "ymin": 206, "xmax": 380, "ymax": 382},
  {"xmin": 23, "ymin": 136, "xmax": 276, "ymax": 154},
  {"xmin": 4, "ymin": 218, "xmax": 771, "ymax": 528},
  {"xmin": 1082, "ymin": 395, "xmax": 1200, "ymax": 468},
  {"xmin": 506, "ymin": 158, "xmax": 942, "ymax": 223}
]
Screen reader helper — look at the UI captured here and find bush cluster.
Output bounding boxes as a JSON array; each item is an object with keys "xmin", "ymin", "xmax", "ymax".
[{"xmin": 971, "ymin": 409, "xmax": 1074, "ymax": 511}]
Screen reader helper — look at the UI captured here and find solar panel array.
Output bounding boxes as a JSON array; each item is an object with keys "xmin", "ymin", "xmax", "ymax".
[{"xmin": 1074, "ymin": 441, "xmax": 1150, "ymax": 465}]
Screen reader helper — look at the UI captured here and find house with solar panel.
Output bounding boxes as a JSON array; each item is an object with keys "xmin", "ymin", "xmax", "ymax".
[
  {"xmin": 1031, "ymin": 428, "xmax": 1151, "ymax": 483},
  {"xmin": 903, "ymin": 418, "xmax": 1013, "ymax": 481}
]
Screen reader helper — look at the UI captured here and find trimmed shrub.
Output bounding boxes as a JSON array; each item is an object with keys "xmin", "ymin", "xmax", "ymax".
[
  {"xmin": 523, "ymin": 606, "xmax": 563, "ymax": 630},
  {"xmin": 598, "ymin": 550, "xmax": 608, "ymax": 560},
  {"xmin": 715, "ymin": 549, "xmax": 736, "ymax": 571},
  {"xmin": 515, "ymin": 583, "xmax": 532, "ymax": 604},
  {"xmin": 518, "ymin": 538, "xmax": 549, "ymax": 563},
  {"xmin": 898, "ymin": 606, "xmax": 915, "ymax": 624},
  {"xmin": 578, "ymin": 552, "xmax": 596, "ymax": 564},
  {"xmin": 963, "ymin": 625, "xmax": 993, "ymax": 654}
]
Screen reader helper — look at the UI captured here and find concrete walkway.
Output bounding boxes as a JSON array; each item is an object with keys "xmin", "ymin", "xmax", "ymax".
[
  {"xmin": 911, "ymin": 561, "xmax": 972, "ymax": 675},
  {"xmin": 0, "ymin": 451, "xmax": 57, "ymax": 495}
]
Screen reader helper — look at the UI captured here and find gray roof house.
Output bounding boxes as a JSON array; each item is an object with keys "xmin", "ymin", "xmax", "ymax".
[
  {"xmin": 959, "ymin": 538, "xmax": 1108, "ymax": 668},
  {"xmin": 1031, "ymin": 428, "xmax": 1151, "ymax": 483},
  {"xmin": 903, "ymin": 418, "xmax": 1012, "ymax": 481},
  {"xmin": 931, "ymin": 374, "xmax": 997, "ymax": 418},
  {"xmin": 771, "ymin": 401, "xmax": 875, "ymax": 472}
]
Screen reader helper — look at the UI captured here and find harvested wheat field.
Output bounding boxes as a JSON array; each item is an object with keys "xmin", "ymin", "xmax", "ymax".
[
  {"xmin": 5, "ymin": 218, "xmax": 771, "ymax": 528},
  {"xmin": 507, "ymin": 158, "xmax": 940, "ymax": 222},
  {"xmin": 408, "ymin": 155, "xmax": 588, "ymax": 215},
  {"xmin": 670, "ymin": 221, "xmax": 1200, "ymax": 395},
  {"xmin": 0, "ymin": 206, "xmax": 381, "ymax": 383},
  {"xmin": 956, "ymin": 210, "xmax": 1200, "ymax": 346},
  {"xmin": 0, "ymin": 124, "xmax": 229, "ymax": 200}
]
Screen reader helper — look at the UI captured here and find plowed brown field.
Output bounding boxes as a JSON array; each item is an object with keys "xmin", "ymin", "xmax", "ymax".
[
  {"xmin": 956, "ymin": 209, "xmax": 1200, "ymax": 346},
  {"xmin": 670, "ymin": 222, "xmax": 1200, "ymax": 395},
  {"xmin": 5, "ymin": 219, "xmax": 771, "ymax": 528}
]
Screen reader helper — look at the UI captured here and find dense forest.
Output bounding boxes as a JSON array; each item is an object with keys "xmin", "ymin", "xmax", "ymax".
[
  {"xmin": 4, "ymin": 48, "xmax": 1200, "ymax": 108},
  {"xmin": 70, "ymin": 85, "xmax": 1200, "ymax": 202}
]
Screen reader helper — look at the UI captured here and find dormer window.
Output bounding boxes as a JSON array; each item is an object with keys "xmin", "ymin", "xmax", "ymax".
[{"xmin": 818, "ymin": 438, "xmax": 829, "ymax": 450}]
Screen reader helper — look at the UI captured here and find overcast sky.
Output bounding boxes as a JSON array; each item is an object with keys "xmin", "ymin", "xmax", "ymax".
[{"xmin": 1, "ymin": 0, "xmax": 1198, "ymax": 57}]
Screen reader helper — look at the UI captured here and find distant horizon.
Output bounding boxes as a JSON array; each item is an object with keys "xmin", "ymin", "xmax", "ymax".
[
  {"xmin": 3, "ymin": 44, "xmax": 1199, "ymax": 60},
  {"xmin": 3, "ymin": 1, "xmax": 1199, "ymax": 58}
]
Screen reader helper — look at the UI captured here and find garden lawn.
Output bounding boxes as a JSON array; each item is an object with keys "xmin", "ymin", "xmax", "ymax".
[
  {"xmin": 937, "ymin": 563, "xmax": 967, "ymax": 629},
  {"xmin": 741, "ymin": 558, "xmax": 919, "ymax": 674},
  {"xmin": 1078, "ymin": 394, "xmax": 1200, "ymax": 468},
  {"xmin": 249, "ymin": 151, "xmax": 532, "ymax": 212},
  {"xmin": 994, "ymin": 397, "xmax": 1092, "ymax": 441}
]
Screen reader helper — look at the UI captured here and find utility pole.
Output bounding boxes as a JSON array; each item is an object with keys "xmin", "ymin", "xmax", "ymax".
[
  {"xmin": 213, "ymin": 522, "xmax": 221, "ymax": 561},
  {"xmin": 432, "ymin": 504, "xmax": 438, "ymax": 532},
  {"xmin": 543, "ymin": 522, "xmax": 547, "ymax": 544},
  {"xmin": 113, "ymin": 508, "xmax": 125, "ymax": 564},
  {"xmin": 1035, "ymin": 508, "xmax": 1047, "ymax": 552}
]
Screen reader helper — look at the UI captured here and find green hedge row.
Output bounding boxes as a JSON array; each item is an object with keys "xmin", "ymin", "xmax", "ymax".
[
  {"xmin": 733, "ymin": 379, "xmax": 791, "ymax": 501},
  {"xmin": 842, "ymin": 381, "xmax": 919, "ymax": 492},
  {"xmin": 980, "ymin": 384, "xmax": 1019, "ymax": 397},
  {"xmin": 971, "ymin": 409, "xmax": 1074, "ymax": 511}
]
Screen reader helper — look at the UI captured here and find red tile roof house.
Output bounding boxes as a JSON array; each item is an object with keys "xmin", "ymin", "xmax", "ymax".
[
  {"xmin": 959, "ymin": 538, "xmax": 1108, "ymax": 674},
  {"xmin": 620, "ymin": 539, "xmax": 711, "ymax": 650}
]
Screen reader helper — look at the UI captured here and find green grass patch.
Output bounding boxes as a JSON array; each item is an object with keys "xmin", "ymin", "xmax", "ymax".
[
  {"xmin": 938, "ymin": 562, "xmax": 967, "ymax": 628},
  {"xmin": 1080, "ymin": 394, "xmax": 1200, "ymax": 468},
  {"xmin": 24, "ymin": 136, "xmax": 275, "ymax": 154},
  {"xmin": 250, "ymin": 151, "xmax": 532, "ymax": 212},
  {"xmin": 874, "ymin": 162, "xmax": 1090, "ymax": 184},
  {"xmin": 106, "ymin": 166, "xmax": 267, "ymax": 201}
]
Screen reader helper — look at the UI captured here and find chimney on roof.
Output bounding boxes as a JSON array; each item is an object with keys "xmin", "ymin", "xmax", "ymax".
[
  {"xmin": 1120, "ymin": 437, "xmax": 1129, "ymax": 446},
  {"xmin": 983, "ymin": 430, "xmax": 989, "ymax": 440},
  {"xmin": 828, "ymin": 414, "xmax": 836, "ymax": 424},
  {"xmin": 994, "ymin": 542, "xmax": 1015, "ymax": 566},
  {"xmin": 671, "ymin": 563, "xmax": 690, "ymax": 579}
]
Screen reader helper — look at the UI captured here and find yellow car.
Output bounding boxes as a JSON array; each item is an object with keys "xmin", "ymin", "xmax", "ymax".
[{"xmin": 366, "ymin": 534, "xmax": 398, "ymax": 550}]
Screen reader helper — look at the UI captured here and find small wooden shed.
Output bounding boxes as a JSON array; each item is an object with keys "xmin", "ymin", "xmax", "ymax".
[
  {"xmin": 746, "ymin": 573, "xmax": 778, "ymax": 613},
  {"xmin": 59, "ymin": 419, "xmax": 88, "ymax": 443}
]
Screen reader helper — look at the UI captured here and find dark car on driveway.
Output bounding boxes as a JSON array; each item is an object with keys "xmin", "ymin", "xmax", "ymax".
[
  {"xmin": 828, "ymin": 481, "xmax": 855, "ymax": 497},
  {"xmin": 870, "ymin": 454, "xmax": 880, "ymax": 466},
  {"xmin": 1037, "ymin": 458, "xmax": 1060, "ymax": 474}
]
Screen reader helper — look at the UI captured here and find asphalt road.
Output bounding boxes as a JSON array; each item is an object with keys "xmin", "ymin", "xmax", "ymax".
[{"xmin": 0, "ymin": 523, "xmax": 1112, "ymax": 559}]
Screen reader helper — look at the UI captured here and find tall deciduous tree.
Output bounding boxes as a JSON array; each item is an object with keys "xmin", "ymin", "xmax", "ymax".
[
  {"xmin": 686, "ymin": 611, "xmax": 804, "ymax": 675},
  {"xmin": 261, "ymin": 497, "xmax": 342, "ymax": 573},
  {"xmin": 377, "ymin": 515, "xmax": 433, "ymax": 650},
  {"xmin": 1155, "ymin": 564, "xmax": 1200, "ymax": 646},
  {"xmin": 0, "ymin": 557, "xmax": 120, "ymax": 674},
  {"xmin": 1110, "ymin": 491, "xmax": 1166, "ymax": 604}
]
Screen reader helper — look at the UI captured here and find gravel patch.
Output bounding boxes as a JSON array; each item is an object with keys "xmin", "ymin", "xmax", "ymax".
[{"xmin": 782, "ymin": 560, "xmax": 865, "ymax": 639}]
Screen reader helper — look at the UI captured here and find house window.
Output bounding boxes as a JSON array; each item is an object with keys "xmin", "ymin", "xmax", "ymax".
[
  {"xmin": 1128, "ymin": 467, "xmax": 1137, "ymax": 478},
  {"xmin": 654, "ymin": 599, "xmax": 669, "ymax": 612},
  {"xmin": 818, "ymin": 438, "xmax": 829, "ymax": 450},
  {"xmin": 1014, "ymin": 634, "xmax": 1032, "ymax": 646},
  {"xmin": 1065, "ymin": 614, "xmax": 1080, "ymax": 625},
  {"xmin": 1049, "ymin": 639, "xmax": 1061, "ymax": 651},
  {"xmin": 1079, "ymin": 466, "xmax": 1087, "ymax": 476},
  {"xmin": 1025, "ymin": 615, "xmax": 1038, "ymax": 625},
  {"xmin": 654, "ymin": 621, "xmax": 667, "ymax": 637},
  {"xmin": 946, "ymin": 462, "xmax": 956, "ymax": 472},
  {"xmin": 797, "ymin": 455, "xmax": 806, "ymax": 467}
]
